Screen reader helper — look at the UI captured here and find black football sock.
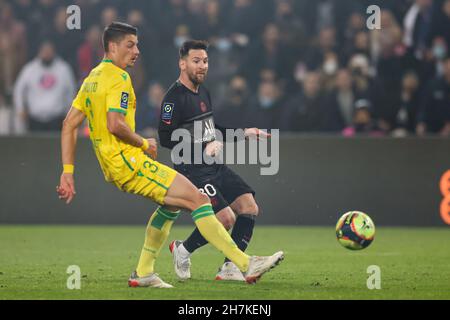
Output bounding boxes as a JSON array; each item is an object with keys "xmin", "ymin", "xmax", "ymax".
[
  {"xmin": 182, "ymin": 227, "xmax": 209, "ymax": 253},
  {"xmin": 224, "ymin": 214, "xmax": 255, "ymax": 264}
]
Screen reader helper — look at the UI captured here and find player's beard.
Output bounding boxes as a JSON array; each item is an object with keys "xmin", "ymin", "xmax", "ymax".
[{"xmin": 188, "ymin": 70, "xmax": 207, "ymax": 85}]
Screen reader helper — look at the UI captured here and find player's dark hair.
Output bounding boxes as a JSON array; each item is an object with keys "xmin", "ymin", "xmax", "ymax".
[
  {"xmin": 179, "ymin": 40, "xmax": 209, "ymax": 59},
  {"xmin": 102, "ymin": 22, "xmax": 138, "ymax": 53}
]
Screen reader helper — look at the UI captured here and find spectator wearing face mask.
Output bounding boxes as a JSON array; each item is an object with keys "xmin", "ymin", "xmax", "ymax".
[
  {"xmin": 159, "ymin": 24, "xmax": 193, "ymax": 85},
  {"xmin": 206, "ymin": 34, "xmax": 244, "ymax": 104},
  {"xmin": 13, "ymin": 41, "xmax": 76, "ymax": 132},
  {"xmin": 421, "ymin": 36, "xmax": 448, "ymax": 81},
  {"xmin": 320, "ymin": 51, "xmax": 340, "ymax": 92}
]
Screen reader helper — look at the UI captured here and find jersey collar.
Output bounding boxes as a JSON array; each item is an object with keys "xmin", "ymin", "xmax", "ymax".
[
  {"xmin": 101, "ymin": 59, "xmax": 126, "ymax": 72},
  {"xmin": 177, "ymin": 79, "xmax": 200, "ymax": 95}
]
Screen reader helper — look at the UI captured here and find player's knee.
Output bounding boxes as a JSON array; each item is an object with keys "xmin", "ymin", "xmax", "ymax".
[
  {"xmin": 218, "ymin": 213, "xmax": 235, "ymax": 230},
  {"xmin": 236, "ymin": 202, "xmax": 259, "ymax": 216},
  {"xmin": 248, "ymin": 203, "xmax": 259, "ymax": 216},
  {"xmin": 189, "ymin": 191, "xmax": 210, "ymax": 211}
]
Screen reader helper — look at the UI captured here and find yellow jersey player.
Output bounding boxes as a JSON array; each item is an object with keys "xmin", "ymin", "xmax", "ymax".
[{"xmin": 56, "ymin": 22, "xmax": 283, "ymax": 287}]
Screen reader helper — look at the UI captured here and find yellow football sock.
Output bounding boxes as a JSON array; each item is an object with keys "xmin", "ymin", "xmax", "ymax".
[
  {"xmin": 136, "ymin": 207, "xmax": 180, "ymax": 277},
  {"xmin": 192, "ymin": 204, "xmax": 250, "ymax": 272}
]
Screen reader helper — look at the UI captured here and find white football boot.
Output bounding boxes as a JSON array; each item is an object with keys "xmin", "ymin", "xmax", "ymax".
[
  {"xmin": 169, "ymin": 240, "xmax": 191, "ymax": 280},
  {"xmin": 215, "ymin": 262, "xmax": 246, "ymax": 281},
  {"xmin": 128, "ymin": 271, "xmax": 173, "ymax": 288},
  {"xmin": 244, "ymin": 251, "xmax": 284, "ymax": 284}
]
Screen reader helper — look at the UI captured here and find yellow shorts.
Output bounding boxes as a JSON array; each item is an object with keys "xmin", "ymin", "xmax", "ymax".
[{"xmin": 113, "ymin": 152, "xmax": 177, "ymax": 205}]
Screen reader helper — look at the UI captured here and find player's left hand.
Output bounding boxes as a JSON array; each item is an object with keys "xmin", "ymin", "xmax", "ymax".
[
  {"xmin": 56, "ymin": 173, "xmax": 76, "ymax": 204},
  {"xmin": 244, "ymin": 128, "xmax": 271, "ymax": 140}
]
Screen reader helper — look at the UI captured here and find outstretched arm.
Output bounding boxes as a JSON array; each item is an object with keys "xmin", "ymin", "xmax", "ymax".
[
  {"xmin": 243, "ymin": 128, "xmax": 271, "ymax": 140},
  {"xmin": 215, "ymin": 124, "xmax": 271, "ymax": 140},
  {"xmin": 57, "ymin": 107, "xmax": 86, "ymax": 204}
]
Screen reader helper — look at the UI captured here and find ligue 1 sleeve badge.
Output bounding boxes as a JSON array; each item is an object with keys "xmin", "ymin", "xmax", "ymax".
[
  {"xmin": 120, "ymin": 92, "xmax": 129, "ymax": 109},
  {"xmin": 164, "ymin": 104, "xmax": 173, "ymax": 113},
  {"xmin": 162, "ymin": 102, "xmax": 174, "ymax": 124}
]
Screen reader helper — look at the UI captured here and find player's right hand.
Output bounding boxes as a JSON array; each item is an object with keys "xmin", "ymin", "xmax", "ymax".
[
  {"xmin": 56, "ymin": 173, "xmax": 76, "ymax": 204},
  {"xmin": 205, "ymin": 140, "xmax": 223, "ymax": 157},
  {"xmin": 144, "ymin": 138, "xmax": 158, "ymax": 159}
]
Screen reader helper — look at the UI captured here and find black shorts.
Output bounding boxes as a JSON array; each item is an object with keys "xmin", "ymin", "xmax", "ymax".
[{"xmin": 178, "ymin": 165, "xmax": 255, "ymax": 212}]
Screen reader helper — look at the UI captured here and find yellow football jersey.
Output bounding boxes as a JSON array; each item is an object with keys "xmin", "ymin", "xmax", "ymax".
[{"xmin": 72, "ymin": 59, "xmax": 141, "ymax": 182}]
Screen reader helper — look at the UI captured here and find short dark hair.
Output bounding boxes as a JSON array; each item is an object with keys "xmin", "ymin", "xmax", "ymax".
[
  {"xmin": 179, "ymin": 40, "xmax": 209, "ymax": 59},
  {"xmin": 102, "ymin": 22, "xmax": 138, "ymax": 52}
]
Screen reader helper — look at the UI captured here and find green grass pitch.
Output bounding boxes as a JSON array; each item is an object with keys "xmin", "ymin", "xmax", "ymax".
[{"xmin": 0, "ymin": 225, "xmax": 449, "ymax": 300}]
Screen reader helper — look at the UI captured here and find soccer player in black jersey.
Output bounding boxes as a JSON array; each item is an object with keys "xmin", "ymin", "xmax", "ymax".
[{"xmin": 159, "ymin": 40, "xmax": 271, "ymax": 281}]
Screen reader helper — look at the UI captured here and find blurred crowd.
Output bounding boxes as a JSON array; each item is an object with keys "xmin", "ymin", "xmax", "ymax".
[{"xmin": 0, "ymin": 0, "xmax": 449, "ymax": 137}]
